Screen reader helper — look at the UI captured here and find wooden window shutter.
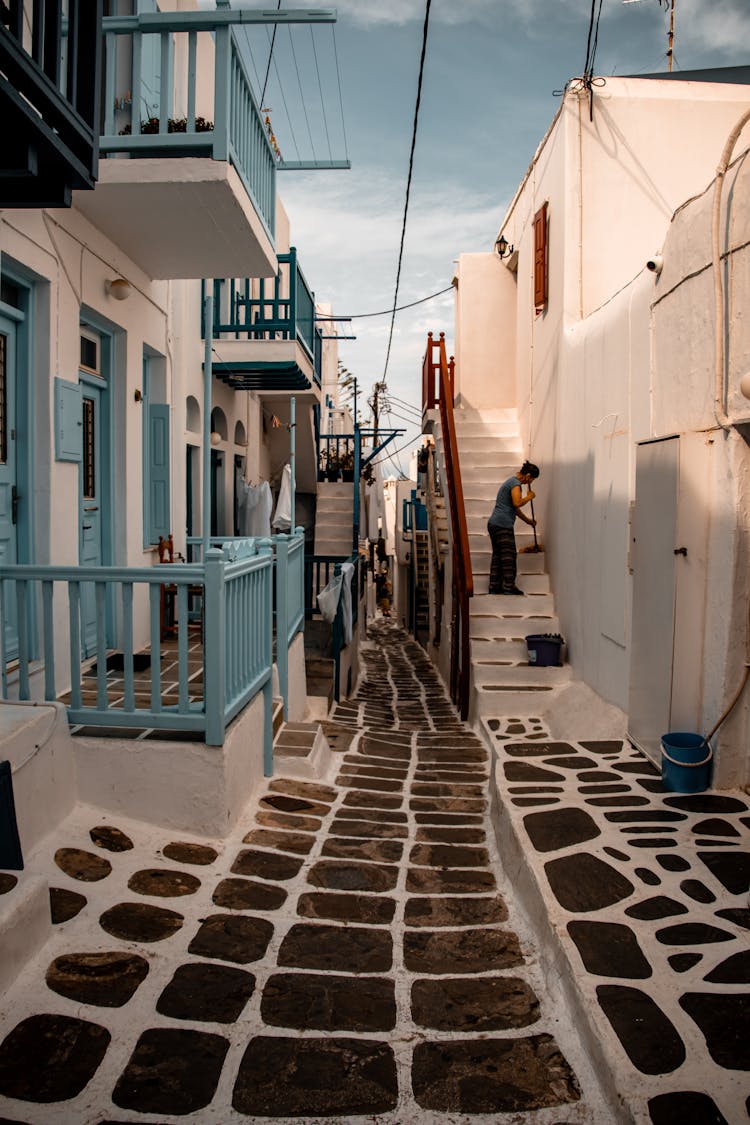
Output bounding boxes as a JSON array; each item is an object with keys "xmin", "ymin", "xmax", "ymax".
[
  {"xmin": 147, "ymin": 404, "xmax": 171, "ymax": 544},
  {"xmin": 533, "ymin": 202, "xmax": 548, "ymax": 313}
]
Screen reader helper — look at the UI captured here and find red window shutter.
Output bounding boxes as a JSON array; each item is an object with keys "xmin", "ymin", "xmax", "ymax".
[{"xmin": 533, "ymin": 202, "xmax": 548, "ymax": 313}]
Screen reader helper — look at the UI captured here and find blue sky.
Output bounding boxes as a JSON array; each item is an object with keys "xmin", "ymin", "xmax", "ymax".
[{"xmin": 239, "ymin": 0, "xmax": 750, "ymax": 473}]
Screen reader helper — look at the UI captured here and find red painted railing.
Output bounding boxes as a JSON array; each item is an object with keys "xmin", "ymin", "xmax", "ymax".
[{"xmin": 422, "ymin": 332, "xmax": 473, "ymax": 719}]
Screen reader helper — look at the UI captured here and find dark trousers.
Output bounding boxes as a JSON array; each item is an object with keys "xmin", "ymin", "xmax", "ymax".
[{"xmin": 488, "ymin": 523, "xmax": 516, "ymax": 593}]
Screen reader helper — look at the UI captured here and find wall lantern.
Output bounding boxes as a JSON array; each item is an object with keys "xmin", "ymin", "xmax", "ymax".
[
  {"xmin": 495, "ymin": 234, "xmax": 514, "ymax": 259},
  {"xmin": 210, "ymin": 431, "xmax": 222, "ymax": 446},
  {"xmin": 106, "ymin": 277, "xmax": 132, "ymax": 300}
]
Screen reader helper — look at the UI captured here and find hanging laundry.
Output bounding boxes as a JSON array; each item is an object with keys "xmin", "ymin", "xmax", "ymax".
[
  {"xmin": 272, "ymin": 464, "xmax": 292, "ymax": 532},
  {"xmin": 236, "ymin": 470, "xmax": 272, "ymax": 537}
]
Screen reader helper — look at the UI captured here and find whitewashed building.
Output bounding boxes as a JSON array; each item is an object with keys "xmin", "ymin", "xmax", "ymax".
[{"xmin": 428, "ymin": 70, "xmax": 750, "ymax": 789}]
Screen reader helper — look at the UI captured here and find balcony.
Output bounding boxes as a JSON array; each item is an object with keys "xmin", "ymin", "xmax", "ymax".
[
  {"xmin": 73, "ymin": 12, "xmax": 278, "ymax": 280},
  {"xmin": 206, "ymin": 250, "xmax": 322, "ymax": 394},
  {"xmin": 0, "ymin": 0, "xmax": 102, "ymax": 207}
]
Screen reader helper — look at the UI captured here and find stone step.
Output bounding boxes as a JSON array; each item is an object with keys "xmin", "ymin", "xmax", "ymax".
[
  {"xmin": 453, "ymin": 407, "xmax": 519, "ymax": 424},
  {"xmin": 274, "ymin": 720, "xmax": 333, "ymax": 780},
  {"xmin": 472, "ymin": 636, "xmax": 533, "ymax": 661},
  {"xmin": 470, "ymin": 612, "xmax": 560, "ymax": 638},
  {"xmin": 461, "ymin": 465, "xmax": 524, "ymax": 486},
  {"xmin": 313, "ymin": 537, "xmax": 353, "ymax": 556},
  {"xmin": 471, "ymin": 590, "xmax": 555, "ymax": 618},
  {"xmin": 471, "ymin": 572, "xmax": 550, "ymax": 596},
  {"xmin": 316, "ymin": 512, "xmax": 352, "ymax": 531},
  {"xmin": 472, "ymin": 658, "xmax": 570, "ymax": 688},
  {"xmin": 317, "ymin": 498, "xmax": 354, "ymax": 515},
  {"xmin": 469, "ymin": 548, "xmax": 546, "ymax": 574},
  {"xmin": 467, "ymin": 527, "xmax": 538, "ymax": 551},
  {"xmin": 470, "ymin": 681, "xmax": 564, "ymax": 719},
  {"xmin": 453, "ymin": 422, "xmax": 520, "ymax": 440},
  {"xmin": 459, "ymin": 445, "xmax": 523, "ymax": 466}
]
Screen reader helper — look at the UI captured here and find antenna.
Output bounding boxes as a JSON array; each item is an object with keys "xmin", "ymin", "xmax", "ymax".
[{"xmin": 623, "ymin": 0, "xmax": 675, "ymax": 72}]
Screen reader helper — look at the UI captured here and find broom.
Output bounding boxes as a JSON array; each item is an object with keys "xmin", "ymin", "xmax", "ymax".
[{"xmin": 519, "ymin": 493, "xmax": 544, "ymax": 553}]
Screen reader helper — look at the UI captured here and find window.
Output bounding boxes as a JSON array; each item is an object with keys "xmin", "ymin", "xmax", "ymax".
[
  {"xmin": 80, "ymin": 328, "xmax": 100, "ymax": 374},
  {"xmin": 533, "ymin": 202, "xmax": 548, "ymax": 314}
]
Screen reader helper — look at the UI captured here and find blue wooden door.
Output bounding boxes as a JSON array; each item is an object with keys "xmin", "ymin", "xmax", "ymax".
[
  {"xmin": 80, "ymin": 385, "xmax": 103, "ymax": 657},
  {"xmin": 0, "ymin": 315, "xmax": 18, "ymax": 659}
]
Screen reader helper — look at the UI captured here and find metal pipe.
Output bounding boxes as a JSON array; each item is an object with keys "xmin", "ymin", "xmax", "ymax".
[
  {"xmin": 203, "ymin": 286, "xmax": 213, "ymax": 554},
  {"xmin": 290, "ymin": 395, "xmax": 296, "ymax": 532}
]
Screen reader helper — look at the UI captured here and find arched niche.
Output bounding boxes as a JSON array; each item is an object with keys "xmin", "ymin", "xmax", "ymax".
[
  {"xmin": 210, "ymin": 407, "xmax": 228, "ymax": 441},
  {"xmin": 234, "ymin": 420, "xmax": 247, "ymax": 447},
  {"xmin": 186, "ymin": 395, "xmax": 201, "ymax": 433}
]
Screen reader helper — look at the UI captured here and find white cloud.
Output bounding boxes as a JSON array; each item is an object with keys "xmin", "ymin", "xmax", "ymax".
[{"xmin": 675, "ymin": 0, "xmax": 750, "ymax": 61}]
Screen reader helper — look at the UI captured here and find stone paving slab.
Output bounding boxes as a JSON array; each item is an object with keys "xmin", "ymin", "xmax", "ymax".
[
  {"xmin": 0, "ymin": 623, "xmax": 614, "ymax": 1123},
  {"xmin": 484, "ymin": 713, "xmax": 750, "ymax": 1124}
]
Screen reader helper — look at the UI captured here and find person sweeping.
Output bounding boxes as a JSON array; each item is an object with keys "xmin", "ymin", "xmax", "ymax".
[{"xmin": 487, "ymin": 461, "xmax": 540, "ymax": 595}]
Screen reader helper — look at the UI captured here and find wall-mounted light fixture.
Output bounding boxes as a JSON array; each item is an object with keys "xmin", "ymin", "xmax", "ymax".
[
  {"xmin": 134, "ymin": 388, "xmax": 143, "ymax": 403},
  {"xmin": 495, "ymin": 234, "xmax": 514, "ymax": 259},
  {"xmin": 210, "ymin": 431, "xmax": 222, "ymax": 446},
  {"xmin": 106, "ymin": 277, "xmax": 132, "ymax": 301}
]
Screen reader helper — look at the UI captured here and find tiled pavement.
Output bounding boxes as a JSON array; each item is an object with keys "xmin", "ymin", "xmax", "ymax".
[
  {"xmin": 0, "ymin": 621, "xmax": 613, "ymax": 1124},
  {"xmin": 485, "ymin": 717, "xmax": 750, "ymax": 1125}
]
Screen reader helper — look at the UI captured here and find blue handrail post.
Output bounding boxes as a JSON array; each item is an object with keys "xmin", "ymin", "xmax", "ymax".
[
  {"xmin": 332, "ymin": 562, "xmax": 342, "ymax": 702},
  {"xmin": 212, "ymin": 26, "xmax": 230, "ymax": 162},
  {"xmin": 353, "ymin": 423, "xmax": 361, "ymax": 553},
  {"xmin": 290, "ymin": 395, "xmax": 296, "ymax": 533},
  {"xmin": 258, "ymin": 537, "xmax": 275, "ymax": 775},
  {"xmin": 204, "ymin": 548, "xmax": 226, "ymax": 746},
  {"xmin": 275, "ymin": 533, "xmax": 289, "ymax": 719}
]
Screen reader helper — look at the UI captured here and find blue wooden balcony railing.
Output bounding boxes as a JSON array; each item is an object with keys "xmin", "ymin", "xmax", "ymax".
[
  {"xmin": 100, "ymin": 14, "xmax": 276, "ymax": 239},
  {"xmin": 187, "ymin": 532, "xmax": 305, "ymax": 721},
  {"xmin": 0, "ymin": 547, "xmax": 274, "ymax": 768},
  {"xmin": 206, "ymin": 250, "xmax": 321, "ymax": 383},
  {"xmin": 0, "ymin": 0, "xmax": 102, "ymax": 206}
]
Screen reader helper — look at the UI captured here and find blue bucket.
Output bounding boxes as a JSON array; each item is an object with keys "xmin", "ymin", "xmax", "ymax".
[{"xmin": 660, "ymin": 732, "xmax": 713, "ymax": 794}]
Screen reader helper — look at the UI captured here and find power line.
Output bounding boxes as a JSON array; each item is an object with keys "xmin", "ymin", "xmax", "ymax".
[
  {"xmin": 324, "ymin": 285, "xmax": 453, "ymax": 321},
  {"xmin": 381, "ymin": 0, "xmax": 432, "ymax": 385},
  {"xmin": 310, "ymin": 26, "xmax": 332, "ymax": 162},
  {"xmin": 331, "ymin": 26, "xmax": 349, "ymax": 163},
  {"xmin": 260, "ymin": 0, "xmax": 282, "ymax": 106},
  {"xmin": 287, "ymin": 25, "xmax": 316, "ymax": 159}
]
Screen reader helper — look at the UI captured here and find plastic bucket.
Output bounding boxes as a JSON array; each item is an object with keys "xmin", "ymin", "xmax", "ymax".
[
  {"xmin": 660, "ymin": 732, "xmax": 713, "ymax": 794},
  {"xmin": 526, "ymin": 634, "xmax": 563, "ymax": 667}
]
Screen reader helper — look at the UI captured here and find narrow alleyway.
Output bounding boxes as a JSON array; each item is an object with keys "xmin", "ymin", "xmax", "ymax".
[{"xmin": 0, "ymin": 621, "xmax": 611, "ymax": 1124}]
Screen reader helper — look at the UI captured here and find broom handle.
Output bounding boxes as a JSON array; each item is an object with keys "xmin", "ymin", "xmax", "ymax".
[{"xmin": 529, "ymin": 494, "xmax": 539, "ymax": 548}]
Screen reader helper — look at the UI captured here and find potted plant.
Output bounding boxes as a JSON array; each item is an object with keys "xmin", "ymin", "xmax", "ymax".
[
  {"xmin": 340, "ymin": 446, "xmax": 355, "ymax": 482},
  {"xmin": 324, "ymin": 449, "xmax": 341, "ymax": 482}
]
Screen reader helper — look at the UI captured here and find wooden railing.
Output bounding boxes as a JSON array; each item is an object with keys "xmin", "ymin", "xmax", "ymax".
[
  {"xmin": 422, "ymin": 332, "xmax": 473, "ymax": 719},
  {"xmin": 100, "ymin": 15, "xmax": 276, "ymax": 238},
  {"xmin": 187, "ymin": 532, "xmax": 305, "ymax": 722},
  {"xmin": 0, "ymin": 547, "xmax": 274, "ymax": 764},
  {"xmin": 0, "ymin": 0, "xmax": 102, "ymax": 205}
]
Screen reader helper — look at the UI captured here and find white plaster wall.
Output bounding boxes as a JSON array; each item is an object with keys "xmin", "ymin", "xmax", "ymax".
[
  {"xmin": 444, "ymin": 80, "xmax": 750, "ymax": 786},
  {"xmin": 454, "ymin": 254, "xmax": 517, "ymax": 409},
  {"xmin": 286, "ymin": 631, "xmax": 308, "ymax": 721}
]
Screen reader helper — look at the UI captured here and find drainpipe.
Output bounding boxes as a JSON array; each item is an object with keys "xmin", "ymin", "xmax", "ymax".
[
  {"xmin": 290, "ymin": 395, "xmax": 296, "ymax": 532},
  {"xmin": 712, "ymin": 107, "xmax": 750, "ymax": 431},
  {"xmin": 203, "ymin": 284, "xmax": 213, "ymax": 555},
  {"xmin": 707, "ymin": 108, "xmax": 750, "ymax": 748}
]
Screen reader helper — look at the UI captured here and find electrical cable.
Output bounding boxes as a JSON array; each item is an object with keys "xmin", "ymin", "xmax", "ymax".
[
  {"xmin": 260, "ymin": 0, "xmax": 282, "ymax": 106},
  {"xmin": 270, "ymin": 49, "xmax": 302, "ymax": 162},
  {"xmin": 310, "ymin": 26, "xmax": 332, "ymax": 162},
  {"xmin": 331, "ymin": 26, "xmax": 350, "ymax": 162},
  {"xmin": 326, "ymin": 284, "xmax": 453, "ymax": 321},
  {"xmin": 381, "ymin": 0, "xmax": 432, "ymax": 385},
  {"xmin": 287, "ymin": 25, "xmax": 316, "ymax": 159}
]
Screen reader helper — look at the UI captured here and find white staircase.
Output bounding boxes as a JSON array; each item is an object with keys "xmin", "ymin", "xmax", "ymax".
[
  {"xmin": 449, "ymin": 408, "xmax": 569, "ymax": 718},
  {"xmin": 313, "ymin": 482, "xmax": 354, "ymax": 557}
]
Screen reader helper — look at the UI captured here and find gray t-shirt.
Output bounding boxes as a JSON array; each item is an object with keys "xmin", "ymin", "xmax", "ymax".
[{"xmin": 488, "ymin": 475, "xmax": 521, "ymax": 530}]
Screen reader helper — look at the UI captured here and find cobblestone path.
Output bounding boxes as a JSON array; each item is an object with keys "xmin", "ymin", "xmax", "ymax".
[{"xmin": 0, "ymin": 622, "xmax": 608, "ymax": 1123}]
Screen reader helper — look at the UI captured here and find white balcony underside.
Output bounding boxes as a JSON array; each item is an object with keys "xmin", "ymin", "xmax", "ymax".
[{"xmin": 74, "ymin": 158, "xmax": 276, "ymax": 281}]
